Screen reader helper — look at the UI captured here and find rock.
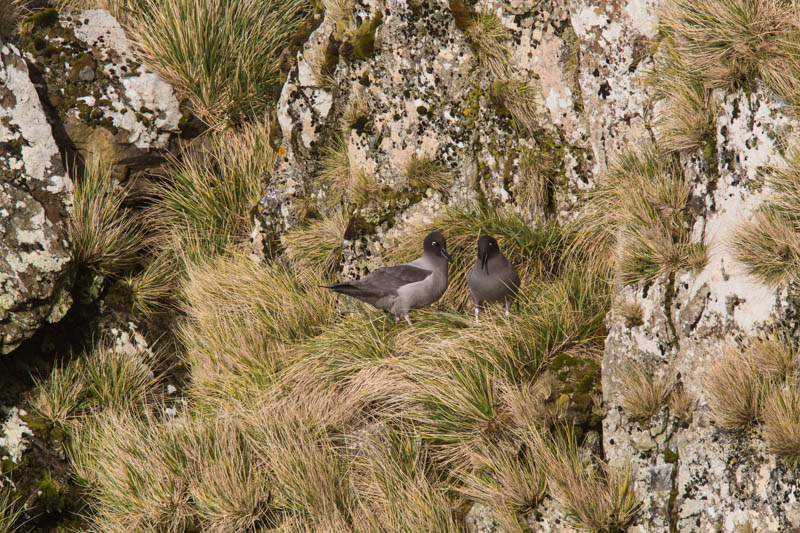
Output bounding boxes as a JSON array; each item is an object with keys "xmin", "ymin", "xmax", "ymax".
[
  {"xmin": 465, "ymin": 503, "xmax": 501, "ymax": 533},
  {"xmin": 19, "ymin": 8, "xmax": 182, "ymax": 181},
  {"xmin": 0, "ymin": 407, "xmax": 33, "ymax": 463},
  {"xmin": 603, "ymin": 82, "xmax": 800, "ymax": 531},
  {"xmin": 0, "ymin": 43, "xmax": 75, "ymax": 355}
]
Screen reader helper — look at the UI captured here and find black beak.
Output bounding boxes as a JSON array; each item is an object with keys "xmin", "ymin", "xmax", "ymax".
[
  {"xmin": 480, "ymin": 251, "xmax": 489, "ymax": 273},
  {"xmin": 441, "ymin": 248, "xmax": 452, "ymax": 262}
]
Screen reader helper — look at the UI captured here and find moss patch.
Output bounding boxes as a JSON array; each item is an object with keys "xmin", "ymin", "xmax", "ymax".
[{"xmin": 341, "ymin": 12, "xmax": 383, "ymax": 62}]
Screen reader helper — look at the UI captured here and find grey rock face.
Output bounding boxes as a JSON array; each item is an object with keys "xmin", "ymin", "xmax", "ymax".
[
  {"xmin": 20, "ymin": 9, "xmax": 182, "ymax": 180},
  {"xmin": 603, "ymin": 84, "xmax": 800, "ymax": 532},
  {"xmin": 0, "ymin": 43, "xmax": 74, "ymax": 354}
]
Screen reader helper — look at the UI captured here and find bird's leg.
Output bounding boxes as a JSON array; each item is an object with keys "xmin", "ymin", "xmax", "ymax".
[
  {"xmin": 504, "ymin": 298, "xmax": 510, "ymax": 317},
  {"xmin": 404, "ymin": 314, "xmax": 413, "ymax": 326},
  {"xmin": 474, "ymin": 307, "xmax": 480, "ymax": 325}
]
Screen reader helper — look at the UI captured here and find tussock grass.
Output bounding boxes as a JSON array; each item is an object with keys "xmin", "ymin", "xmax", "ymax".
[
  {"xmin": 132, "ymin": 0, "xmax": 312, "ymax": 126},
  {"xmin": 748, "ymin": 332, "xmax": 799, "ymax": 380},
  {"xmin": 466, "ymin": 7, "xmax": 511, "ymax": 79},
  {"xmin": 516, "ymin": 143, "xmax": 557, "ymax": 216},
  {"xmin": 341, "ymin": 89, "xmax": 370, "ymax": 130},
  {"xmin": 403, "ymin": 153, "xmax": 454, "ymax": 193},
  {"xmin": 648, "ymin": 41, "xmax": 717, "ymax": 153},
  {"xmin": 354, "ymin": 427, "xmax": 463, "ymax": 532},
  {"xmin": 615, "ymin": 299, "xmax": 644, "ymax": 328},
  {"xmin": 31, "ymin": 342, "xmax": 156, "ymax": 426},
  {"xmin": 181, "ymin": 253, "xmax": 336, "ymax": 403},
  {"xmin": 83, "ymin": 343, "xmax": 158, "ymax": 412},
  {"xmin": 459, "ymin": 439, "xmax": 547, "ymax": 527},
  {"xmin": 246, "ymin": 413, "xmax": 354, "ymax": 530},
  {"xmin": 68, "ymin": 158, "xmax": 146, "ymax": 276},
  {"xmin": 572, "ymin": 145, "xmax": 707, "ymax": 284},
  {"xmin": 282, "ymin": 211, "xmax": 348, "ymax": 278},
  {"xmin": 126, "ymin": 247, "xmax": 180, "ymax": 317},
  {"xmin": 529, "ymin": 427, "xmax": 641, "ymax": 532},
  {"xmin": 317, "ymin": 135, "xmax": 381, "ymax": 208},
  {"xmin": 734, "ymin": 147, "xmax": 800, "ymax": 285},
  {"xmin": 321, "ymin": 0, "xmax": 354, "ymax": 30},
  {"xmin": 705, "ymin": 345, "xmax": 762, "ymax": 430},
  {"xmin": 0, "ymin": 486, "xmax": 24, "ymax": 533},
  {"xmin": 668, "ymin": 384, "xmax": 697, "ymax": 422},
  {"xmin": 31, "ymin": 358, "xmax": 87, "ymax": 427},
  {"xmin": 762, "ymin": 381, "xmax": 800, "ymax": 468},
  {"xmin": 618, "ymin": 364, "xmax": 672, "ymax": 423},
  {"xmin": 659, "ymin": 0, "xmax": 800, "ymax": 105},
  {"xmin": 150, "ymin": 121, "xmax": 275, "ymax": 270},
  {"xmin": 492, "ymin": 79, "xmax": 540, "ymax": 134},
  {"xmin": 385, "ymin": 207, "xmax": 568, "ymax": 309},
  {"xmin": 290, "ymin": 309, "xmax": 399, "ymax": 385}
]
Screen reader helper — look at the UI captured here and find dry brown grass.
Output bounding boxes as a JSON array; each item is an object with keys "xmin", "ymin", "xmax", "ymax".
[
  {"xmin": 762, "ymin": 381, "xmax": 800, "ymax": 468},
  {"xmin": 516, "ymin": 143, "xmax": 558, "ymax": 216},
  {"xmin": 571, "ymin": 145, "xmax": 707, "ymax": 283},
  {"xmin": 69, "ymin": 158, "xmax": 146, "ymax": 275},
  {"xmin": 618, "ymin": 363, "xmax": 672, "ymax": 423},
  {"xmin": 705, "ymin": 344, "xmax": 762, "ymax": 430},
  {"xmin": 282, "ymin": 211, "xmax": 348, "ymax": 279},
  {"xmin": 492, "ymin": 79, "xmax": 540, "ymax": 134},
  {"xmin": 466, "ymin": 7, "xmax": 511, "ymax": 79},
  {"xmin": 31, "ymin": 359, "xmax": 87, "ymax": 427},
  {"xmin": 659, "ymin": 0, "xmax": 800, "ymax": 105},
  {"xmin": 0, "ymin": 0, "xmax": 22, "ymax": 38},
  {"xmin": 615, "ymin": 300, "xmax": 644, "ymax": 328},
  {"xmin": 403, "ymin": 153, "xmax": 454, "ymax": 193},
  {"xmin": 528, "ymin": 427, "xmax": 641, "ymax": 531},
  {"xmin": 668, "ymin": 384, "xmax": 698, "ymax": 422},
  {"xmin": 648, "ymin": 32, "xmax": 718, "ymax": 153},
  {"xmin": 317, "ymin": 135, "xmax": 380, "ymax": 207},
  {"xmin": 748, "ymin": 332, "xmax": 799, "ymax": 381}
]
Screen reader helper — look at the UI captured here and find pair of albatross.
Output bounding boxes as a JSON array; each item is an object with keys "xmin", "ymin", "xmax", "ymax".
[{"xmin": 324, "ymin": 232, "xmax": 519, "ymax": 324}]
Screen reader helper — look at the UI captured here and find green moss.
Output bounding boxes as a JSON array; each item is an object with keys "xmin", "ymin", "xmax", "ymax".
[
  {"xmin": 341, "ymin": 12, "xmax": 383, "ymax": 62},
  {"xmin": 663, "ymin": 448, "xmax": 678, "ymax": 463},
  {"xmin": 24, "ymin": 7, "xmax": 59, "ymax": 30},
  {"xmin": 35, "ymin": 478, "xmax": 68, "ymax": 514},
  {"xmin": 1, "ymin": 458, "xmax": 18, "ymax": 474}
]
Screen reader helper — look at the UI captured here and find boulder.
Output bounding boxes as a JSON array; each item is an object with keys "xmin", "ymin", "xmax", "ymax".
[
  {"xmin": 19, "ymin": 8, "xmax": 182, "ymax": 180},
  {"xmin": 0, "ymin": 43, "xmax": 74, "ymax": 354}
]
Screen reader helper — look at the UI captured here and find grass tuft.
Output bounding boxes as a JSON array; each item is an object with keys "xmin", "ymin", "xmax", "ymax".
[
  {"xmin": 659, "ymin": 0, "xmax": 800, "ymax": 106},
  {"xmin": 282, "ymin": 212, "xmax": 348, "ymax": 279},
  {"xmin": 31, "ymin": 359, "xmax": 88, "ymax": 427},
  {"xmin": 491, "ymin": 79, "xmax": 540, "ymax": 134},
  {"xmin": 68, "ymin": 158, "xmax": 146, "ymax": 276},
  {"xmin": 667, "ymin": 384, "xmax": 697, "ymax": 422},
  {"xmin": 132, "ymin": 0, "xmax": 313, "ymax": 126},
  {"xmin": 705, "ymin": 345, "xmax": 762, "ymax": 430},
  {"xmin": 0, "ymin": 485, "xmax": 24, "ymax": 533},
  {"xmin": 403, "ymin": 154, "xmax": 453, "ymax": 193},
  {"xmin": 82, "ymin": 343, "xmax": 158, "ymax": 413},
  {"xmin": 148, "ymin": 120, "xmax": 275, "ymax": 277},
  {"xmin": 529, "ymin": 427, "xmax": 641, "ymax": 532},
  {"xmin": 733, "ymin": 147, "xmax": 800, "ymax": 285},
  {"xmin": 0, "ymin": 0, "xmax": 21, "ymax": 38},
  {"xmin": 618, "ymin": 364, "xmax": 672, "ymax": 423},
  {"xmin": 762, "ymin": 381, "xmax": 800, "ymax": 468},
  {"xmin": 572, "ymin": 144, "xmax": 707, "ymax": 283},
  {"xmin": 466, "ymin": 7, "xmax": 511, "ymax": 78},
  {"xmin": 516, "ymin": 143, "xmax": 557, "ymax": 216}
]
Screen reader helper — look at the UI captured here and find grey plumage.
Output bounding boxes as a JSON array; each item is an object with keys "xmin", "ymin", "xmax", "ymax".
[
  {"xmin": 466, "ymin": 235, "xmax": 520, "ymax": 323},
  {"xmin": 323, "ymin": 231, "xmax": 452, "ymax": 324}
]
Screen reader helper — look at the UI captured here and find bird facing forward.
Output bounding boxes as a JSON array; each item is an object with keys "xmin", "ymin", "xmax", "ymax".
[
  {"xmin": 323, "ymin": 231, "xmax": 452, "ymax": 324},
  {"xmin": 466, "ymin": 235, "xmax": 520, "ymax": 323}
]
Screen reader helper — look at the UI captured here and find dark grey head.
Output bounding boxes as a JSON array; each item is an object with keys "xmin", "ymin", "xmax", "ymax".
[
  {"xmin": 476, "ymin": 235, "xmax": 500, "ymax": 273},
  {"xmin": 424, "ymin": 231, "xmax": 452, "ymax": 262}
]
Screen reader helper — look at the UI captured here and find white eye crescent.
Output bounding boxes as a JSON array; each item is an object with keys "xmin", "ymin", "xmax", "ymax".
[{"xmin": 432, "ymin": 241, "xmax": 438, "ymax": 246}]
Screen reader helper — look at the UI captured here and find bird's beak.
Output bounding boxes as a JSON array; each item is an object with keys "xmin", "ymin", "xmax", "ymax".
[
  {"xmin": 480, "ymin": 251, "xmax": 489, "ymax": 273},
  {"xmin": 441, "ymin": 248, "xmax": 452, "ymax": 262}
]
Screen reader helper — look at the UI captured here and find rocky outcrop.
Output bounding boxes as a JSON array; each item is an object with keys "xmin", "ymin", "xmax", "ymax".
[
  {"xmin": 0, "ymin": 43, "xmax": 74, "ymax": 355},
  {"xmin": 603, "ymin": 84, "xmax": 800, "ymax": 532},
  {"xmin": 19, "ymin": 8, "xmax": 182, "ymax": 180}
]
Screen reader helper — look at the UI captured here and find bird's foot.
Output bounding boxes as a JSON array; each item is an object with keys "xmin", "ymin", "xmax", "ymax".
[{"xmin": 404, "ymin": 315, "xmax": 413, "ymax": 326}]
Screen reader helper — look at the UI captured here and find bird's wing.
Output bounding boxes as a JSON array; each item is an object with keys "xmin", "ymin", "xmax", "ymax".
[{"xmin": 325, "ymin": 264, "xmax": 432, "ymax": 297}]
